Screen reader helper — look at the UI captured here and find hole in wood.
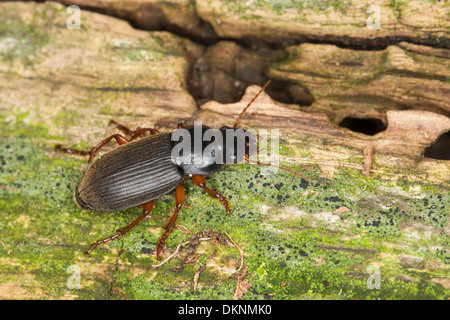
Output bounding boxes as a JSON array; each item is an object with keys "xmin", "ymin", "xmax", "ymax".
[
  {"xmin": 265, "ymin": 80, "xmax": 315, "ymax": 106},
  {"xmin": 339, "ymin": 117, "xmax": 387, "ymax": 136},
  {"xmin": 424, "ymin": 130, "xmax": 450, "ymax": 160}
]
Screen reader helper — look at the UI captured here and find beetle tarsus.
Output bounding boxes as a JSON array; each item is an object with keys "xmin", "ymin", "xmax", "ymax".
[
  {"xmin": 109, "ymin": 119, "xmax": 159, "ymax": 140},
  {"xmin": 191, "ymin": 175, "xmax": 230, "ymax": 215},
  {"xmin": 155, "ymin": 184, "xmax": 184, "ymax": 260},
  {"xmin": 83, "ymin": 200, "xmax": 155, "ymax": 255},
  {"xmin": 54, "ymin": 144, "xmax": 92, "ymax": 158},
  {"xmin": 54, "ymin": 119, "xmax": 159, "ymax": 161}
]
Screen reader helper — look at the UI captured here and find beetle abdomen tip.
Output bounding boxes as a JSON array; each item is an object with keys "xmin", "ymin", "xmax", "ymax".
[{"xmin": 74, "ymin": 184, "xmax": 91, "ymax": 210}]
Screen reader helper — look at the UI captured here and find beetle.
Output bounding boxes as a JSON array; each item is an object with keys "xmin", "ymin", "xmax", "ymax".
[{"xmin": 55, "ymin": 80, "xmax": 309, "ymax": 260}]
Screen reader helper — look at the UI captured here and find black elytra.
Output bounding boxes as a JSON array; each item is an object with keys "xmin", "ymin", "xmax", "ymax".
[{"xmin": 75, "ymin": 125, "xmax": 257, "ymax": 212}]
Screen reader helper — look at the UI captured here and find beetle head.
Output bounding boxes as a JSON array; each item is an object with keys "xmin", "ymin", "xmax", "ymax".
[{"xmin": 219, "ymin": 126, "xmax": 257, "ymax": 164}]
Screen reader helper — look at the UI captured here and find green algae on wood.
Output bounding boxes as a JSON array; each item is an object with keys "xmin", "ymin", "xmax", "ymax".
[
  {"xmin": 1, "ymin": 115, "xmax": 449, "ymax": 299},
  {"xmin": 0, "ymin": 1, "xmax": 449, "ymax": 300}
]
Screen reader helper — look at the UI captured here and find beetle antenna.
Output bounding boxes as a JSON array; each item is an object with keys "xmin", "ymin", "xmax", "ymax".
[
  {"xmin": 244, "ymin": 155, "xmax": 313, "ymax": 183},
  {"xmin": 233, "ymin": 80, "xmax": 271, "ymax": 129}
]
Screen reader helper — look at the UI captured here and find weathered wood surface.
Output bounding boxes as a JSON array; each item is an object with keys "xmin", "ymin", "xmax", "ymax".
[
  {"xmin": 54, "ymin": 0, "xmax": 449, "ymax": 49},
  {"xmin": 198, "ymin": 87, "xmax": 450, "ymax": 181},
  {"xmin": 268, "ymin": 42, "xmax": 450, "ymax": 123},
  {"xmin": 0, "ymin": 1, "xmax": 449, "ymax": 300}
]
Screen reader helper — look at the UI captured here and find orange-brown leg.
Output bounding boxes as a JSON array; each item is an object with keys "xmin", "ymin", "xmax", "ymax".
[
  {"xmin": 191, "ymin": 175, "xmax": 230, "ymax": 215},
  {"xmin": 109, "ymin": 119, "xmax": 159, "ymax": 140},
  {"xmin": 155, "ymin": 184, "xmax": 185, "ymax": 260},
  {"xmin": 55, "ymin": 133, "xmax": 129, "ymax": 161},
  {"xmin": 85, "ymin": 200, "xmax": 155, "ymax": 255},
  {"xmin": 55, "ymin": 120, "xmax": 158, "ymax": 160}
]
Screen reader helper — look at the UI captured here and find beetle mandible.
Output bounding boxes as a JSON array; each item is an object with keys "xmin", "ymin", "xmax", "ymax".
[{"xmin": 56, "ymin": 80, "xmax": 309, "ymax": 260}]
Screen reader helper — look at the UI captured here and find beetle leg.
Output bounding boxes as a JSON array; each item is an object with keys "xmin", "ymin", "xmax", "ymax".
[
  {"xmin": 85, "ymin": 200, "xmax": 155, "ymax": 256},
  {"xmin": 109, "ymin": 119, "xmax": 134, "ymax": 135},
  {"xmin": 109, "ymin": 119, "xmax": 159, "ymax": 140},
  {"xmin": 87, "ymin": 134, "xmax": 129, "ymax": 160},
  {"xmin": 191, "ymin": 175, "xmax": 230, "ymax": 215},
  {"xmin": 156, "ymin": 184, "xmax": 185, "ymax": 260},
  {"xmin": 129, "ymin": 127, "xmax": 159, "ymax": 140},
  {"xmin": 55, "ymin": 133, "xmax": 129, "ymax": 161}
]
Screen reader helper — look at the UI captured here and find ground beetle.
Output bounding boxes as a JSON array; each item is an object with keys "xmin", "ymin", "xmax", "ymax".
[{"xmin": 56, "ymin": 81, "xmax": 308, "ymax": 259}]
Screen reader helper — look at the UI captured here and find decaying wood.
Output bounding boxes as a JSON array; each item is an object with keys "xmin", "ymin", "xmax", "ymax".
[
  {"xmin": 225, "ymin": 232, "xmax": 244, "ymax": 273},
  {"xmin": 268, "ymin": 42, "xmax": 450, "ymax": 124},
  {"xmin": 1, "ymin": 1, "xmax": 449, "ymax": 300},
  {"xmin": 52, "ymin": 1, "xmax": 450, "ymax": 112},
  {"xmin": 55, "ymin": 0, "xmax": 449, "ymax": 49},
  {"xmin": 193, "ymin": 264, "xmax": 206, "ymax": 292},
  {"xmin": 198, "ymin": 85, "xmax": 450, "ymax": 179},
  {"xmin": 363, "ymin": 147, "xmax": 374, "ymax": 177},
  {"xmin": 233, "ymin": 266, "xmax": 251, "ymax": 300},
  {"xmin": 0, "ymin": 1, "xmax": 197, "ymax": 146}
]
